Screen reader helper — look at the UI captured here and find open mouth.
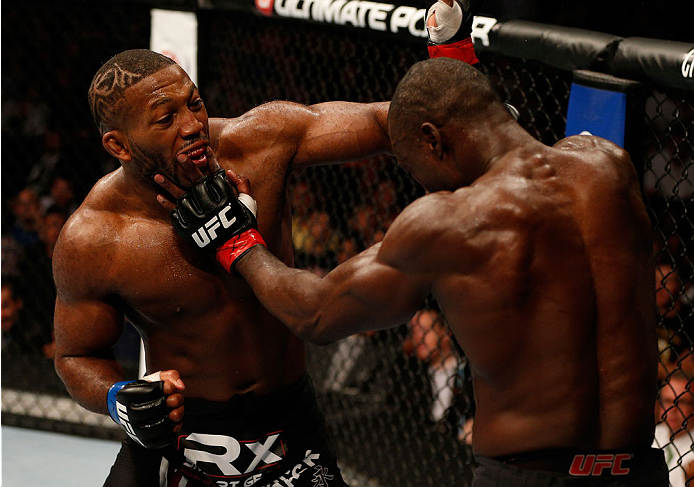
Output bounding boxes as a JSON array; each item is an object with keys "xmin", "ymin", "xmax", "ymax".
[{"xmin": 186, "ymin": 147, "xmax": 208, "ymax": 166}]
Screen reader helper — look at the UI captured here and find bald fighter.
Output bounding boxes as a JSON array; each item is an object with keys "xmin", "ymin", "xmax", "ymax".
[
  {"xmin": 53, "ymin": 49, "xmax": 392, "ymax": 486},
  {"xmin": 160, "ymin": 58, "xmax": 668, "ymax": 486}
]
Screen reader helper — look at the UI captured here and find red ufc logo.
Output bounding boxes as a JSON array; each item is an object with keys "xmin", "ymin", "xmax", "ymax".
[{"xmin": 569, "ymin": 454, "xmax": 631, "ymax": 476}]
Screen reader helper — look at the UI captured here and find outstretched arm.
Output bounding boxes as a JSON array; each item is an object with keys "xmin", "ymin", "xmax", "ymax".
[
  {"xmin": 215, "ymin": 100, "xmax": 391, "ymax": 172},
  {"xmin": 290, "ymin": 100, "xmax": 391, "ymax": 169},
  {"xmin": 155, "ymin": 166, "xmax": 432, "ymax": 344},
  {"xmin": 235, "ymin": 242, "xmax": 430, "ymax": 344}
]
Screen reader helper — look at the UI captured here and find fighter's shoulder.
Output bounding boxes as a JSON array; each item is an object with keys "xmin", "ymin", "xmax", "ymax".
[
  {"xmin": 554, "ymin": 135, "xmax": 631, "ymax": 165},
  {"xmin": 388, "ymin": 190, "xmax": 455, "ymax": 230},
  {"xmin": 379, "ymin": 190, "xmax": 481, "ymax": 271},
  {"xmin": 53, "ymin": 176, "xmax": 125, "ymax": 295}
]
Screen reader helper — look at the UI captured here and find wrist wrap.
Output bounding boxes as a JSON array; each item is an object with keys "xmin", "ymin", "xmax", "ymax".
[
  {"xmin": 216, "ymin": 228, "xmax": 267, "ymax": 273},
  {"xmin": 108, "ymin": 380, "xmax": 135, "ymax": 424}
]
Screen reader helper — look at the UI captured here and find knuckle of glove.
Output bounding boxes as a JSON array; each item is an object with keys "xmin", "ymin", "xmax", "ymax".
[
  {"xmin": 211, "ymin": 170, "xmax": 235, "ymax": 199},
  {"xmin": 172, "ymin": 170, "xmax": 257, "ymax": 252},
  {"xmin": 191, "ymin": 174, "xmax": 223, "ymax": 210}
]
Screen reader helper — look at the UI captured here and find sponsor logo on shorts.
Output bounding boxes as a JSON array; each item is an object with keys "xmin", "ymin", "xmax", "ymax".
[
  {"xmin": 568, "ymin": 453, "xmax": 631, "ymax": 476},
  {"xmin": 179, "ymin": 431, "xmax": 285, "ymax": 482},
  {"xmin": 206, "ymin": 450, "xmax": 329, "ymax": 487}
]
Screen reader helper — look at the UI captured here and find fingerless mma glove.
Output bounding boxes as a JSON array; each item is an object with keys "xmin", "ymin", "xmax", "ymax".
[
  {"xmin": 426, "ymin": 0, "xmax": 483, "ymax": 66},
  {"xmin": 107, "ymin": 380, "xmax": 173, "ymax": 449},
  {"xmin": 169, "ymin": 170, "xmax": 266, "ymax": 273}
]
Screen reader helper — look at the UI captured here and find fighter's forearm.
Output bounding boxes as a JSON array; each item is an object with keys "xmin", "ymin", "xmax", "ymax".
[
  {"xmin": 236, "ymin": 247, "xmax": 361, "ymax": 345},
  {"xmin": 55, "ymin": 354, "xmax": 125, "ymax": 416}
]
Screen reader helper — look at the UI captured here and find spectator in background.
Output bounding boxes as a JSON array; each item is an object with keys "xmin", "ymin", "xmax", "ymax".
[
  {"xmin": 654, "ymin": 367, "xmax": 694, "ymax": 487},
  {"xmin": 9, "ymin": 187, "xmax": 42, "ymax": 248},
  {"xmin": 27, "ymin": 130, "xmax": 63, "ymax": 196},
  {"xmin": 321, "ymin": 330, "xmax": 379, "ymax": 395},
  {"xmin": 292, "ymin": 209, "xmax": 342, "ymax": 272},
  {"xmin": 17, "ymin": 205, "xmax": 68, "ymax": 351},
  {"xmin": 348, "ymin": 204, "xmax": 383, "ymax": 246},
  {"xmin": 40, "ymin": 175, "xmax": 79, "ymax": 217},
  {"xmin": 403, "ymin": 308, "xmax": 461, "ymax": 424},
  {"xmin": 39, "ymin": 206, "xmax": 68, "ymax": 260},
  {"xmin": 655, "ymin": 261, "xmax": 694, "ymax": 361},
  {"xmin": 1, "ymin": 278, "xmax": 43, "ymax": 355},
  {"xmin": 657, "ymin": 262, "xmax": 684, "ymax": 321},
  {"xmin": 1, "ymin": 235, "xmax": 23, "ymax": 278}
]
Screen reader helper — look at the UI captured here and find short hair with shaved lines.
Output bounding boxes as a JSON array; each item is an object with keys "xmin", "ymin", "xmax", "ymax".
[
  {"xmin": 88, "ymin": 49, "xmax": 176, "ymax": 135},
  {"xmin": 388, "ymin": 58, "xmax": 503, "ymax": 138}
]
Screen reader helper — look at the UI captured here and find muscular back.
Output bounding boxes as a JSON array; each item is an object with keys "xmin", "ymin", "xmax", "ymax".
[{"xmin": 393, "ymin": 136, "xmax": 655, "ymax": 456}]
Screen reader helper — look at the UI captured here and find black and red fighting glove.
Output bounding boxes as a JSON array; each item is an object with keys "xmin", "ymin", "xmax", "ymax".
[
  {"xmin": 170, "ymin": 169, "xmax": 266, "ymax": 273},
  {"xmin": 426, "ymin": 0, "xmax": 483, "ymax": 66}
]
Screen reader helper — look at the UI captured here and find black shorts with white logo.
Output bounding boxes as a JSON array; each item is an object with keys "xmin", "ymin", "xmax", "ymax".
[
  {"xmin": 472, "ymin": 447, "xmax": 669, "ymax": 486},
  {"xmin": 103, "ymin": 374, "xmax": 348, "ymax": 487}
]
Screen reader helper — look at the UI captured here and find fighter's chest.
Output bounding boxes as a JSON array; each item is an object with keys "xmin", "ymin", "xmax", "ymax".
[{"xmin": 111, "ymin": 221, "xmax": 230, "ymax": 316}]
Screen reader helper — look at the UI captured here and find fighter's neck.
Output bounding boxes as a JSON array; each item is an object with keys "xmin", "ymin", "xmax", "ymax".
[
  {"xmin": 477, "ymin": 122, "xmax": 541, "ymax": 177},
  {"xmin": 112, "ymin": 167, "xmax": 171, "ymax": 220}
]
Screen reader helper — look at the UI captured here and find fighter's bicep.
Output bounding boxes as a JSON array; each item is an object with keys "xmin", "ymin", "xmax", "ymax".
[
  {"xmin": 292, "ymin": 101, "xmax": 390, "ymax": 169},
  {"xmin": 54, "ymin": 295, "xmax": 124, "ymax": 358},
  {"xmin": 53, "ymin": 234, "xmax": 124, "ymax": 357}
]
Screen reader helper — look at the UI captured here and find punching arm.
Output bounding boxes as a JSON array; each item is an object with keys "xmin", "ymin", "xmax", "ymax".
[{"xmin": 235, "ymin": 243, "xmax": 429, "ymax": 345}]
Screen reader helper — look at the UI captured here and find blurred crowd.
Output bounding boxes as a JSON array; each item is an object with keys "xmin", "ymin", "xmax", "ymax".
[{"xmin": 1, "ymin": 1, "xmax": 692, "ymax": 484}]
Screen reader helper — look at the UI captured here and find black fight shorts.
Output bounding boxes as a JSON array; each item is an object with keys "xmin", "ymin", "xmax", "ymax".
[
  {"xmin": 472, "ymin": 448, "xmax": 669, "ymax": 486},
  {"xmin": 103, "ymin": 374, "xmax": 348, "ymax": 487}
]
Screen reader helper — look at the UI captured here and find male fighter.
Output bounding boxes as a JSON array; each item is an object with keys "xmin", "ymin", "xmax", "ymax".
[
  {"xmin": 160, "ymin": 58, "xmax": 668, "ymax": 485},
  {"xmin": 52, "ymin": 49, "xmax": 392, "ymax": 486}
]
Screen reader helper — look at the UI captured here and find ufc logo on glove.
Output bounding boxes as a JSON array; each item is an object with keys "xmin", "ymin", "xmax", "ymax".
[
  {"xmin": 192, "ymin": 205, "xmax": 237, "ymax": 248},
  {"xmin": 170, "ymin": 170, "xmax": 266, "ymax": 273}
]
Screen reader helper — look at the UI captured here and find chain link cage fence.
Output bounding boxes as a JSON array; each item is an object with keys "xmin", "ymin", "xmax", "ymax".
[{"xmin": 2, "ymin": 1, "xmax": 693, "ymax": 486}]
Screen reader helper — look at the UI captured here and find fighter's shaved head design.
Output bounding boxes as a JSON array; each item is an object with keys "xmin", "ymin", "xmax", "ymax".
[{"xmin": 88, "ymin": 49, "xmax": 176, "ymax": 135}]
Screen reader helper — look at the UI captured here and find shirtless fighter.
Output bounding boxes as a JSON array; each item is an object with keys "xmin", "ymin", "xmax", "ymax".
[
  {"xmin": 52, "ymin": 49, "xmax": 391, "ymax": 486},
  {"xmin": 160, "ymin": 58, "xmax": 669, "ymax": 485}
]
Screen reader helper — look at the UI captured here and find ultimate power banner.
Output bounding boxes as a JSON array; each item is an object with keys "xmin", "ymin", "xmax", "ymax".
[
  {"xmin": 204, "ymin": 0, "xmax": 500, "ymax": 48},
  {"xmin": 202, "ymin": 0, "xmax": 692, "ymax": 90},
  {"xmin": 209, "ymin": 0, "xmax": 432, "ymax": 39}
]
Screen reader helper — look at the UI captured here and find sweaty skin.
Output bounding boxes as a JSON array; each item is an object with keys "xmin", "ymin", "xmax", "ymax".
[
  {"xmin": 52, "ymin": 64, "xmax": 390, "ymax": 418},
  {"xmin": 229, "ymin": 99, "xmax": 655, "ymax": 456}
]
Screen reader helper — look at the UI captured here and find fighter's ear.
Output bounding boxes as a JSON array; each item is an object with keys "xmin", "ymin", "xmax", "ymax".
[
  {"xmin": 420, "ymin": 122, "xmax": 444, "ymax": 159},
  {"xmin": 102, "ymin": 130, "xmax": 131, "ymax": 162}
]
